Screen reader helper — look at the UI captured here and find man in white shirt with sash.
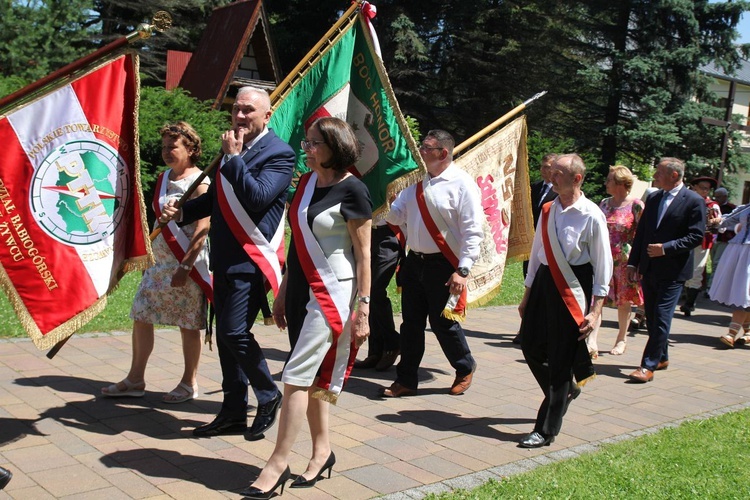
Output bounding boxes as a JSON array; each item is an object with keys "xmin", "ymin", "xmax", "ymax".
[
  {"xmin": 518, "ymin": 153, "xmax": 612, "ymax": 448},
  {"xmin": 381, "ymin": 129, "xmax": 484, "ymax": 398},
  {"xmin": 162, "ymin": 86, "xmax": 294, "ymax": 439}
]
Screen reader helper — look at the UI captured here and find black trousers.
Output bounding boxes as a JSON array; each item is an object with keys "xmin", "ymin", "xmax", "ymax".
[
  {"xmin": 521, "ymin": 264, "xmax": 593, "ymax": 437},
  {"xmin": 368, "ymin": 225, "xmax": 403, "ymax": 356},
  {"xmin": 396, "ymin": 252, "xmax": 475, "ymax": 389},
  {"xmin": 213, "ymin": 271, "xmax": 280, "ymax": 418}
]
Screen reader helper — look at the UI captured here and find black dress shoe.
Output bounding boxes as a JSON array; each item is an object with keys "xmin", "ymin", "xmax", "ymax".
[
  {"xmin": 518, "ymin": 431, "xmax": 555, "ymax": 448},
  {"xmin": 0, "ymin": 466, "xmax": 12, "ymax": 490},
  {"xmin": 290, "ymin": 451, "xmax": 336, "ymax": 488},
  {"xmin": 193, "ymin": 415, "xmax": 246, "ymax": 437},
  {"xmin": 512, "ymin": 331, "xmax": 523, "ymax": 344},
  {"xmin": 239, "ymin": 466, "xmax": 291, "ymax": 499},
  {"xmin": 247, "ymin": 392, "xmax": 282, "ymax": 438},
  {"xmin": 354, "ymin": 354, "xmax": 380, "ymax": 369}
]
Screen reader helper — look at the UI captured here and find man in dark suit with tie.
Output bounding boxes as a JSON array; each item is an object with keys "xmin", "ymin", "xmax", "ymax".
[
  {"xmin": 626, "ymin": 157, "xmax": 705, "ymax": 383},
  {"xmin": 514, "ymin": 154, "xmax": 558, "ymax": 344},
  {"xmin": 163, "ymin": 86, "xmax": 295, "ymax": 437}
]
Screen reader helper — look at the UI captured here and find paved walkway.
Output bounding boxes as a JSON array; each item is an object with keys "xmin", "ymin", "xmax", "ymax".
[{"xmin": 0, "ymin": 299, "xmax": 748, "ymax": 499}]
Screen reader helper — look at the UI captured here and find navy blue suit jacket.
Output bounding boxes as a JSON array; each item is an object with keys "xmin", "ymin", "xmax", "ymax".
[
  {"xmin": 182, "ymin": 129, "xmax": 295, "ymax": 276},
  {"xmin": 530, "ymin": 180, "xmax": 558, "ymax": 227},
  {"xmin": 627, "ymin": 185, "xmax": 706, "ymax": 282}
]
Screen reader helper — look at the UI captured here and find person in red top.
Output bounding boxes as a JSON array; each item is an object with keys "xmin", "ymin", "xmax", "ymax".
[{"xmin": 680, "ymin": 177, "xmax": 721, "ymax": 317}]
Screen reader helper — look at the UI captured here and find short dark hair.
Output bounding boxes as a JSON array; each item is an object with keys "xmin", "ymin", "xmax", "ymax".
[
  {"xmin": 425, "ymin": 129, "xmax": 455, "ymax": 156},
  {"xmin": 311, "ymin": 117, "xmax": 361, "ymax": 171},
  {"xmin": 159, "ymin": 121, "xmax": 202, "ymax": 163}
]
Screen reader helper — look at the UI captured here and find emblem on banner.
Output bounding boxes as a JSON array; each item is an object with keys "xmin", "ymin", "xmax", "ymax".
[{"xmin": 29, "ymin": 139, "xmax": 130, "ymax": 246}]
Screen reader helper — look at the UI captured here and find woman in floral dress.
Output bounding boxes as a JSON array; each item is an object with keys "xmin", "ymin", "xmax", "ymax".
[
  {"xmin": 102, "ymin": 122, "xmax": 211, "ymax": 403},
  {"xmin": 587, "ymin": 165, "xmax": 644, "ymax": 357}
]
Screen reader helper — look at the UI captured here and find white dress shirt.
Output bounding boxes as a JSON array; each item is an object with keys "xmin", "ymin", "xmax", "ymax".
[
  {"xmin": 386, "ymin": 162, "xmax": 484, "ymax": 270},
  {"xmin": 525, "ymin": 193, "xmax": 612, "ymax": 298}
]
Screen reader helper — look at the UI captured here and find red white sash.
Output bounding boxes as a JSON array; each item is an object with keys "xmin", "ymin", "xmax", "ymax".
[
  {"xmin": 153, "ymin": 171, "xmax": 213, "ymax": 303},
  {"xmin": 415, "ymin": 179, "xmax": 468, "ymax": 320},
  {"xmin": 288, "ymin": 172, "xmax": 352, "ymax": 336},
  {"xmin": 215, "ymin": 162, "xmax": 285, "ymax": 296},
  {"xmin": 540, "ymin": 201, "xmax": 586, "ymax": 325}
]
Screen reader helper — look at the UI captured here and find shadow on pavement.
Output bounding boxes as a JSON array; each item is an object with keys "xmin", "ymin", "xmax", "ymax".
[
  {"xmin": 377, "ymin": 409, "xmax": 532, "ymax": 443},
  {"xmin": 103, "ymin": 449, "xmax": 256, "ymax": 493}
]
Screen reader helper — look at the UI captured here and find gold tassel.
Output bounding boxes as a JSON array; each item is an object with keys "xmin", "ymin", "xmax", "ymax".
[
  {"xmin": 310, "ymin": 388, "xmax": 339, "ymax": 405},
  {"xmin": 575, "ymin": 373, "xmax": 596, "ymax": 389},
  {"xmin": 441, "ymin": 308, "xmax": 466, "ymax": 322}
]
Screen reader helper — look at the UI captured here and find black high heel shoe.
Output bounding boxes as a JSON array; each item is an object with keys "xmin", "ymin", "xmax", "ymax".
[
  {"xmin": 239, "ymin": 466, "xmax": 291, "ymax": 499},
  {"xmin": 289, "ymin": 451, "xmax": 336, "ymax": 488}
]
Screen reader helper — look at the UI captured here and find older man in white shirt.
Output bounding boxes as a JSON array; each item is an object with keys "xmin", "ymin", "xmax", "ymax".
[
  {"xmin": 517, "ymin": 153, "xmax": 612, "ymax": 448},
  {"xmin": 381, "ymin": 129, "xmax": 484, "ymax": 398}
]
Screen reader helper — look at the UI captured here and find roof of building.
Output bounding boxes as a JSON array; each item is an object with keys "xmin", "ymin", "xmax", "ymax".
[{"xmin": 700, "ymin": 58, "xmax": 750, "ymax": 86}]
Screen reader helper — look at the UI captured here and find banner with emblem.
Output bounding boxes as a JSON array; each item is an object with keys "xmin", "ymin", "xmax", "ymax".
[
  {"xmin": 269, "ymin": 1, "xmax": 423, "ymax": 220},
  {"xmin": 455, "ymin": 116, "xmax": 532, "ymax": 307},
  {"xmin": 0, "ymin": 52, "xmax": 151, "ymax": 350}
]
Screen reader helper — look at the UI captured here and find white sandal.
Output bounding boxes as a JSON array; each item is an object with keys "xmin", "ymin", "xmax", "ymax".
[
  {"xmin": 162, "ymin": 382, "xmax": 198, "ymax": 404},
  {"xmin": 101, "ymin": 378, "xmax": 145, "ymax": 398},
  {"xmin": 610, "ymin": 340, "xmax": 627, "ymax": 355}
]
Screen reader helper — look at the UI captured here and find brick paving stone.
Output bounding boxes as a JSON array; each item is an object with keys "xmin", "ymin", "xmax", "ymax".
[
  {"xmin": 28, "ymin": 463, "xmax": 112, "ymax": 497},
  {"xmin": 1, "ymin": 302, "xmax": 749, "ymax": 498}
]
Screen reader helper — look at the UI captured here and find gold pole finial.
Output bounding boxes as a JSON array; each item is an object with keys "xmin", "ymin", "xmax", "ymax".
[{"xmin": 128, "ymin": 11, "xmax": 173, "ymax": 41}]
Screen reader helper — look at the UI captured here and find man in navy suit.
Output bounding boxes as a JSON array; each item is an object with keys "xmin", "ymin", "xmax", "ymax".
[
  {"xmin": 163, "ymin": 86, "xmax": 294, "ymax": 437},
  {"xmin": 523, "ymin": 153, "xmax": 559, "ymax": 277},
  {"xmin": 626, "ymin": 157, "xmax": 705, "ymax": 383}
]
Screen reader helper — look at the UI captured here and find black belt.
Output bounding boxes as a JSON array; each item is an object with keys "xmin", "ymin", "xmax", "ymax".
[{"xmin": 410, "ymin": 250, "xmax": 445, "ymax": 261}]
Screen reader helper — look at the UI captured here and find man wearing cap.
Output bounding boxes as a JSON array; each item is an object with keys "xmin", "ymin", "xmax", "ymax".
[
  {"xmin": 709, "ymin": 187, "xmax": 736, "ymax": 288},
  {"xmin": 627, "ymin": 158, "xmax": 706, "ymax": 383},
  {"xmin": 680, "ymin": 176, "xmax": 721, "ymax": 316}
]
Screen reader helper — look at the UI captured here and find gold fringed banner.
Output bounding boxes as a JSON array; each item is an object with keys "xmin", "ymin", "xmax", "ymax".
[{"xmin": 454, "ymin": 116, "xmax": 533, "ymax": 308}]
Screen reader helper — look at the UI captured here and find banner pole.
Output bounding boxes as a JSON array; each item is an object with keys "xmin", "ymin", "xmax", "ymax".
[
  {"xmin": 454, "ymin": 91, "xmax": 547, "ymax": 156},
  {"xmin": 0, "ymin": 12, "xmax": 172, "ymax": 116},
  {"xmin": 269, "ymin": 1, "xmax": 362, "ymax": 105}
]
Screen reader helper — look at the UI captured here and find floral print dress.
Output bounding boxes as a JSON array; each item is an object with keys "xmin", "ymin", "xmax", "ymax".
[
  {"xmin": 600, "ymin": 197, "xmax": 644, "ymax": 307},
  {"xmin": 130, "ymin": 172, "xmax": 210, "ymax": 330}
]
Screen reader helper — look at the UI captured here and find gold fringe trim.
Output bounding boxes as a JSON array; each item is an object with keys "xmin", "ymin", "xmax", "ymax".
[
  {"xmin": 575, "ymin": 373, "xmax": 596, "ymax": 389},
  {"xmin": 0, "ymin": 52, "xmax": 154, "ymax": 351},
  {"xmin": 360, "ymin": 14, "xmax": 427, "ymax": 220},
  {"xmin": 310, "ymin": 387, "xmax": 339, "ymax": 405},
  {"xmin": 204, "ymin": 331, "xmax": 213, "ymax": 351},
  {"xmin": 129, "ymin": 52, "xmax": 155, "ymax": 269},
  {"xmin": 263, "ymin": 317, "xmax": 275, "ymax": 326},
  {"xmin": 442, "ymin": 308, "xmax": 466, "ymax": 323}
]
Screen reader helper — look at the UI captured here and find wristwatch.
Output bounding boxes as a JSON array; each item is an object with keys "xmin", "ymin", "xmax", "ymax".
[
  {"xmin": 358, "ymin": 295, "xmax": 371, "ymax": 304},
  {"xmin": 456, "ymin": 267, "xmax": 470, "ymax": 278},
  {"xmin": 179, "ymin": 263, "xmax": 192, "ymax": 271}
]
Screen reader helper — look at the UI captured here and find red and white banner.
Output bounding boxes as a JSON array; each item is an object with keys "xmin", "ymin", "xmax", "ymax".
[{"xmin": 0, "ymin": 53, "xmax": 151, "ymax": 350}]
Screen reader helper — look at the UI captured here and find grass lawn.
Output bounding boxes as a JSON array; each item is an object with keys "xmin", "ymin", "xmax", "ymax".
[
  {"xmin": 430, "ymin": 408, "xmax": 750, "ymax": 499},
  {"xmin": 0, "ymin": 259, "xmax": 527, "ymax": 339}
]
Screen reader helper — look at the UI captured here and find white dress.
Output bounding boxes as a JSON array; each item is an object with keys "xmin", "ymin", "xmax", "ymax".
[{"xmin": 709, "ymin": 204, "xmax": 750, "ymax": 310}]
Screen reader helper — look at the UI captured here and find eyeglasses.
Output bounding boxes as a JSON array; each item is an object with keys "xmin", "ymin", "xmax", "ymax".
[
  {"xmin": 419, "ymin": 144, "xmax": 444, "ymax": 152},
  {"xmin": 301, "ymin": 139, "xmax": 326, "ymax": 150}
]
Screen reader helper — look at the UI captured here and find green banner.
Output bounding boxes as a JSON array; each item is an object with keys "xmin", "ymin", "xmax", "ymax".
[{"xmin": 270, "ymin": 15, "xmax": 422, "ymax": 216}]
